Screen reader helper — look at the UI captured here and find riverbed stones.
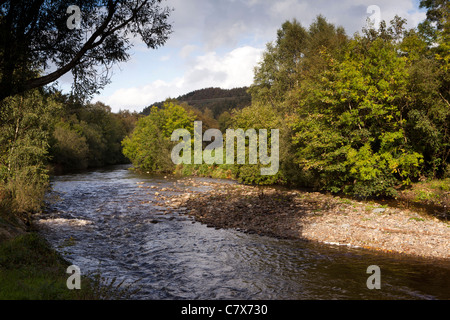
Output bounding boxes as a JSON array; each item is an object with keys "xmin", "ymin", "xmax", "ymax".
[{"xmin": 144, "ymin": 179, "xmax": 450, "ymax": 260}]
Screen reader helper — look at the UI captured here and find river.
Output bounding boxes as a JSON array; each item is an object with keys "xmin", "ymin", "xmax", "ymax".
[{"xmin": 36, "ymin": 165, "xmax": 450, "ymax": 300}]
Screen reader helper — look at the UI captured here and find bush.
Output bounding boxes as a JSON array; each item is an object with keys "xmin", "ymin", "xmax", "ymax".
[
  {"xmin": 7, "ymin": 166, "xmax": 49, "ymax": 213},
  {"xmin": 122, "ymin": 102, "xmax": 196, "ymax": 173},
  {"xmin": 0, "ymin": 90, "xmax": 60, "ymax": 215}
]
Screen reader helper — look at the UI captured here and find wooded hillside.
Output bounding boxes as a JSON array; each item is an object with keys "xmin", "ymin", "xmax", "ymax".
[{"xmin": 142, "ymin": 87, "xmax": 251, "ymax": 118}]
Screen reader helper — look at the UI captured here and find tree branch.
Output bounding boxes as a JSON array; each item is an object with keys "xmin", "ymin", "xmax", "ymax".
[
  {"xmin": 439, "ymin": 92, "xmax": 450, "ymax": 107},
  {"xmin": 0, "ymin": 0, "xmax": 172, "ymax": 101},
  {"xmin": 23, "ymin": 1, "xmax": 118, "ymax": 92}
]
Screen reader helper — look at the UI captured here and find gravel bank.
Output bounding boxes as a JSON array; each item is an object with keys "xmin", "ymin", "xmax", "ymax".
[{"xmin": 146, "ymin": 178, "xmax": 450, "ymax": 261}]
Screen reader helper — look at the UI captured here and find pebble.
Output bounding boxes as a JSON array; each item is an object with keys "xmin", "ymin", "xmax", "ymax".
[{"xmin": 143, "ymin": 179, "xmax": 450, "ymax": 260}]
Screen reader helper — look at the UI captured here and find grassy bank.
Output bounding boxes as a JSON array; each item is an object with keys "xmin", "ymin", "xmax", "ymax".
[
  {"xmin": 0, "ymin": 232, "xmax": 96, "ymax": 299},
  {"xmin": 1, "ymin": 180, "xmax": 85, "ymax": 300},
  {"xmin": 0, "ymin": 231, "xmax": 141, "ymax": 300},
  {"xmin": 396, "ymin": 178, "xmax": 449, "ymax": 219},
  {"xmin": 0, "ymin": 183, "xmax": 96, "ymax": 299},
  {"xmin": 174, "ymin": 163, "xmax": 235, "ymax": 180}
]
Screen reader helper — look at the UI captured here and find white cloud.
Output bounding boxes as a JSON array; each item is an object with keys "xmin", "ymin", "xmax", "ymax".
[
  {"xmin": 166, "ymin": 0, "xmax": 427, "ymax": 49},
  {"xmin": 93, "ymin": 0, "xmax": 428, "ymax": 113},
  {"xmin": 98, "ymin": 45, "xmax": 263, "ymax": 113},
  {"xmin": 101, "ymin": 78, "xmax": 184, "ymax": 112},
  {"xmin": 179, "ymin": 44, "xmax": 199, "ymax": 59},
  {"xmin": 185, "ymin": 46, "xmax": 263, "ymax": 88}
]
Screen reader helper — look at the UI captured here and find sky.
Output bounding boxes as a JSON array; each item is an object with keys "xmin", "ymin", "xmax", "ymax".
[{"xmin": 60, "ymin": 0, "xmax": 428, "ymax": 113}]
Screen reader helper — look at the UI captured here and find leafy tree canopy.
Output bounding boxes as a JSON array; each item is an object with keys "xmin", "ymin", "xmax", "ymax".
[{"xmin": 0, "ymin": 0, "xmax": 173, "ymax": 101}]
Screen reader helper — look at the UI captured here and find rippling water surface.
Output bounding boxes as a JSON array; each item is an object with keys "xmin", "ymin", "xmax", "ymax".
[{"xmin": 36, "ymin": 165, "xmax": 450, "ymax": 300}]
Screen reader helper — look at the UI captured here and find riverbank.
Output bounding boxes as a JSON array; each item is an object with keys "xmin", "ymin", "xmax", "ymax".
[
  {"xmin": 0, "ymin": 208, "xmax": 99, "ymax": 299},
  {"xmin": 149, "ymin": 178, "xmax": 450, "ymax": 261},
  {"xmin": 0, "ymin": 226, "xmax": 136, "ymax": 299},
  {"xmin": 0, "ymin": 231, "xmax": 94, "ymax": 299}
]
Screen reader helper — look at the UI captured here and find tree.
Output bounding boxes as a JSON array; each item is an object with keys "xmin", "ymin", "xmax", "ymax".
[
  {"xmin": 49, "ymin": 99, "xmax": 132, "ymax": 171},
  {"xmin": 244, "ymin": 16, "xmax": 349, "ymax": 186},
  {"xmin": 248, "ymin": 19, "xmax": 309, "ymax": 109},
  {"xmin": 405, "ymin": 1, "xmax": 450, "ymax": 178},
  {"xmin": 230, "ymin": 102, "xmax": 289, "ymax": 185},
  {"xmin": 0, "ymin": 89, "xmax": 62, "ymax": 212},
  {"xmin": 0, "ymin": 0, "xmax": 173, "ymax": 101},
  {"xmin": 122, "ymin": 102, "xmax": 196, "ymax": 173},
  {"xmin": 420, "ymin": 0, "xmax": 449, "ymax": 30},
  {"xmin": 419, "ymin": 0, "xmax": 449, "ymax": 73},
  {"xmin": 51, "ymin": 122, "xmax": 89, "ymax": 170},
  {"xmin": 249, "ymin": 16, "xmax": 348, "ymax": 114},
  {"xmin": 292, "ymin": 19, "xmax": 424, "ymax": 197}
]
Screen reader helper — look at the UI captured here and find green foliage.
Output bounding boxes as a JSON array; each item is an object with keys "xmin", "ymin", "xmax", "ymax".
[
  {"xmin": 407, "ymin": 1, "xmax": 450, "ymax": 178},
  {"xmin": 0, "ymin": 0, "xmax": 172, "ymax": 101},
  {"xmin": 122, "ymin": 102, "xmax": 196, "ymax": 173},
  {"xmin": 51, "ymin": 122, "xmax": 89, "ymax": 170},
  {"xmin": 0, "ymin": 88, "xmax": 135, "ymax": 220},
  {"xmin": 291, "ymin": 22, "xmax": 426, "ymax": 197},
  {"xmin": 218, "ymin": 111, "xmax": 233, "ymax": 132},
  {"xmin": 249, "ymin": 16, "xmax": 348, "ymax": 112},
  {"xmin": 246, "ymin": 13, "xmax": 448, "ymax": 197},
  {"xmin": 50, "ymin": 100, "xmax": 134, "ymax": 171},
  {"xmin": 127, "ymin": 13, "xmax": 448, "ymax": 198},
  {"xmin": 249, "ymin": 19, "xmax": 309, "ymax": 108},
  {"xmin": 175, "ymin": 163, "xmax": 234, "ymax": 180},
  {"xmin": 0, "ymin": 90, "xmax": 61, "ymax": 213},
  {"xmin": 230, "ymin": 102, "xmax": 289, "ymax": 185},
  {"xmin": 125, "ymin": 11, "xmax": 448, "ymax": 199}
]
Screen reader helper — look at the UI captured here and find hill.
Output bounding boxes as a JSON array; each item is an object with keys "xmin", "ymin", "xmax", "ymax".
[{"xmin": 141, "ymin": 87, "xmax": 251, "ymax": 118}]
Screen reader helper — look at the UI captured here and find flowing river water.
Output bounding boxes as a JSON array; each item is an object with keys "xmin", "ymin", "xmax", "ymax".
[{"xmin": 36, "ymin": 165, "xmax": 450, "ymax": 300}]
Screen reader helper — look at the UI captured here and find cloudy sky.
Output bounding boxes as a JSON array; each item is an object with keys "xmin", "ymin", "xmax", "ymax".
[{"xmin": 80, "ymin": 0, "xmax": 427, "ymax": 113}]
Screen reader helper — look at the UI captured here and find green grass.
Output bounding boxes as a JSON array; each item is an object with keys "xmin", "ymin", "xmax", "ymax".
[
  {"xmin": 0, "ymin": 233, "xmax": 96, "ymax": 300},
  {"xmin": 428, "ymin": 178, "xmax": 450, "ymax": 192},
  {"xmin": 405, "ymin": 178, "xmax": 450, "ymax": 204},
  {"xmin": 414, "ymin": 190, "xmax": 441, "ymax": 202},
  {"xmin": 0, "ymin": 232, "xmax": 143, "ymax": 300},
  {"xmin": 409, "ymin": 217, "xmax": 425, "ymax": 222},
  {"xmin": 174, "ymin": 163, "xmax": 235, "ymax": 180},
  {"xmin": 339, "ymin": 198, "xmax": 353, "ymax": 205}
]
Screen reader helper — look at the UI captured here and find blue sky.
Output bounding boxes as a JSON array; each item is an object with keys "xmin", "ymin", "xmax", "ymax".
[{"xmin": 59, "ymin": 0, "xmax": 428, "ymax": 113}]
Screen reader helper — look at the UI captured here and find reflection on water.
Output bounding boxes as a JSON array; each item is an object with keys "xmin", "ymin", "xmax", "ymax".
[{"xmin": 37, "ymin": 165, "xmax": 450, "ymax": 300}]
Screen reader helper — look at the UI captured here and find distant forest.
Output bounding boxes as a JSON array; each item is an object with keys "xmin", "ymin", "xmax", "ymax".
[{"xmin": 141, "ymin": 87, "xmax": 252, "ymax": 119}]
